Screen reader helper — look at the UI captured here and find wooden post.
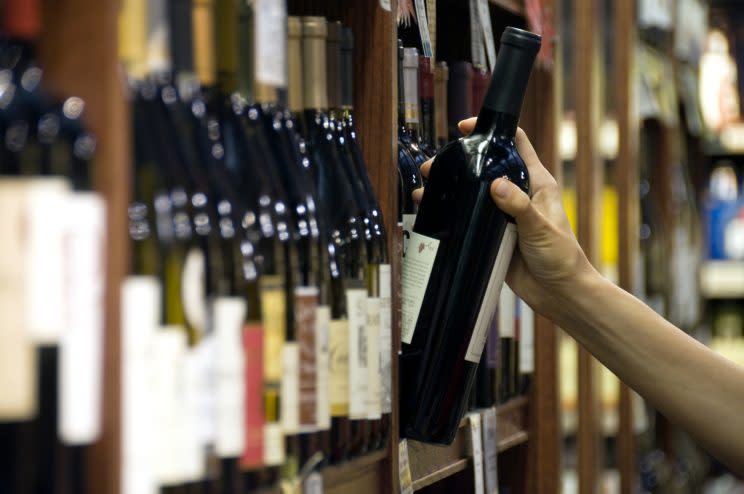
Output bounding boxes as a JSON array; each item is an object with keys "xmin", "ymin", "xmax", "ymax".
[
  {"xmin": 574, "ymin": 0, "xmax": 603, "ymax": 491},
  {"xmin": 614, "ymin": 1, "xmax": 639, "ymax": 493}
]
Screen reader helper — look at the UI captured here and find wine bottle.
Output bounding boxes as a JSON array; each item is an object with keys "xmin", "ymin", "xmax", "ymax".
[
  {"xmin": 301, "ymin": 16, "xmax": 362, "ymax": 462},
  {"xmin": 498, "ymin": 285, "xmax": 516, "ymax": 403},
  {"xmin": 434, "ymin": 61, "xmax": 449, "ymax": 149},
  {"xmin": 400, "ymin": 27, "xmax": 541, "ymax": 444},
  {"xmin": 518, "ymin": 298, "xmax": 535, "ymax": 394},
  {"xmin": 400, "ymin": 47, "xmax": 430, "ymax": 163},
  {"xmin": 447, "ymin": 61, "xmax": 473, "ymax": 141},
  {"xmin": 340, "ymin": 26, "xmax": 392, "ymax": 450}
]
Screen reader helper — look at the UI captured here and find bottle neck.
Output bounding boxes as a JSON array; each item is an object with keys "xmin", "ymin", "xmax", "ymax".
[
  {"xmin": 301, "ymin": 22, "xmax": 328, "ymax": 113},
  {"xmin": 215, "ymin": 0, "xmax": 238, "ymax": 94},
  {"xmin": 192, "ymin": 0, "xmax": 216, "ymax": 88},
  {"xmin": 236, "ymin": 0, "xmax": 255, "ymax": 102},
  {"xmin": 402, "ymin": 63, "xmax": 419, "ymax": 130},
  {"xmin": 287, "ymin": 18, "xmax": 303, "ymax": 113},
  {"xmin": 473, "ymin": 40, "xmax": 538, "ymax": 137}
]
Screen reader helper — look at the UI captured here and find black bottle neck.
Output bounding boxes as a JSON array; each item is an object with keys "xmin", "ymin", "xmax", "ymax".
[{"xmin": 473, "ymin": 35, "xmax": 539, "ymax": 138}]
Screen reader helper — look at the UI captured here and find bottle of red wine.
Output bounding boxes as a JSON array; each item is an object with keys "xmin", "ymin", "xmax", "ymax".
[{"xmin": 399, "ymin": 27, "xmax": 540, "ymax": 444}]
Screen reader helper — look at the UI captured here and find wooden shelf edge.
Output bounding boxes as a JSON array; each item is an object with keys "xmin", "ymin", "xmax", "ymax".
[
  {"xmin": 497, "ymin": 430, "xmax": 530, "ymax": 452},
  {"xmin": 412, "ymin": 458, "xmax": 471, "ymax": 491},
  {"xmin": 488, "ymin": 0, "xmax": 525, "ymax": 16},
  {"xmin": 321, "ymin": 450, "xmax": 387, "ymax": 488}
]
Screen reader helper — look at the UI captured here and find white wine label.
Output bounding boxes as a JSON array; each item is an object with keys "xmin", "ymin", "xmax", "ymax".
[
  {"xmin": 121, "ymin": 276, "xmax": 160, "ymax": 494},
  {"xmin": 398, "ymin": 439, "xmax": 414, "ymax": 494},
  {"xmin": 466, "ymin": 223, "xmax": 518, "ymax": 363},
  {"xmin": 146, "ymin": 0, "xmax": 172, "ymax": 73},
  {"xmin": 401, "ymin": 232, "xmax": 440, "ymax": 344},
  {"xmin": 296, "ymin": 287, "xmax": 319, "ymax": 431},
  {"xmin": 315, "ymin": 305, "xmax": 332, "ymax": 430},
  {"xmin": 214, "ymin": 297, "xmax": 247, "ymax": 458},
  {"xmin": 346, "ymin": 288, "xmax": 369, "ymax": 420},
  {"xmin": 468, "ymin": 412, "xmax": 486, "ymax": 494},
  {"xmin": 182, "ymin": 347, "xmax": 206, "ymax": 482},
  {"xmin": 25, "ymin": 178, "xmax": 70, "ymax": 344},
  {"xmin": 255, "ymin": 0, "xmax": 287, "ymax": 87},
  {"xmin": 263, "ymin": 422, "xmax": 285, "ymax": 466},
  {"xmin": 402, "ymin": 213, "xmax": 417, "ymax": 256},
  {"xmin": 498, "ymin": 285, "xmax": 516, "ymax": 339},
  {"xmin": 181, "ymin": 247, "xmax": 207, "ymax": 337},
  {"xmin": 152, "ymin": 327, "xmax": 188, "ymax": 486},
  {"xmin": 0, "ymin": 179, "xmax": 37, "ymax": 420},
  {"xmin": 304, "ymin": 472, "xmax": 324, "ymax": 494},
  {"xmin": 482, "ymin": 408, "xmax": 499, "ymax": 494},
  {"xmin": 378, "ymin": 264, "xmax": 393, "ymax": 414},
  {"xmin": 414, "ymin": 0, "xmax": 433, "ymax": 57},
  {"xmin": 477, "ymin": 0, "xmax": 497, "ymax": 72},
  {"xmin": 59, "ymin": 192, "xmax": 106, "ymax": 445},
  {"xmin": 194, "ymin": 335, "xmax": 215, "ymax": 449},
  {"xmin": 329, "ymin": 319, "xmax": 349, "ymax": 416},
  {"xmin": 518, "ymin": 299, "xmax": 535, "ymax": 374},
  {"xmin": 281, "ymin": 342, "xmax": 300, "ymax": 434},
  {"xmin": 366, "ymin": 297, "xmax": 382, "ymax": 420}
]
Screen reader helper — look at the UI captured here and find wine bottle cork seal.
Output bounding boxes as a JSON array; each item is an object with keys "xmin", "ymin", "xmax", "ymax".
[
  {"xmin": 193, "ymin": 0, "xmax": 216, "ymax": 86},
  {"xmin": 287, "ymin": 16, "xmax": 302, "ymax": 37},
  {"xmin": 301, "ymin": 17, "xmax": 328, "ymax": 110},
  {"xmin": 402, "ymin": 48, "xmax": 419, "ymax": 69},
  {"xmin": 301, "ymin": 16, "xmax": 327, "ymax": 38}
]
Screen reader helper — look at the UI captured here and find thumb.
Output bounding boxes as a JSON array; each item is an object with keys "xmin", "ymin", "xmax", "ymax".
[{"xmin": 490, "ymin": 178, "xmax": 544, "ymax": 232}]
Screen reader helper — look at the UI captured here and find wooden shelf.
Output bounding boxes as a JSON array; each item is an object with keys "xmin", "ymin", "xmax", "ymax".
[
  {"xmin": 321, "ymin": 450, "xmax": 388, "ymax": 494},
  {"xmin": 406, "ymin": 397, "xmax": 529, "ymax": 491},
  {"xmin": 489, "ymin": 0, "xmax": 525, "ymax": 16}
]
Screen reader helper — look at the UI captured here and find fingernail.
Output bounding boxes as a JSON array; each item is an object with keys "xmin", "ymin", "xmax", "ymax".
[{"xmin": 493, "ymin": 180, "xmax": 510, "ymax": 198}]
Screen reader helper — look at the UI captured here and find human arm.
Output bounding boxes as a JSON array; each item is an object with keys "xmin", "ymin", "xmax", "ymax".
[{"xmin": 416, "ymin": 118, "xmax": 744, "ymax": 473}]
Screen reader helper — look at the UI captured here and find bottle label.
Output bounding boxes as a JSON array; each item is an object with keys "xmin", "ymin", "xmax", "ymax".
[
  {"xmin": 263, "ymin": 422, "xmax": 285, "ymax": 466},
  {"xmin": 328, "ymin": 319, "xmax": 349, "ymax": 416},
  {"xmin": 255, "ymin": 0, "xmax": 287, "ymax": 87},
  {"xmin": 402, "ymin": 214, "xmax": 417, "ymax": 257},
  {"xmin": 366, "ymin": 297, "xmax": 382, "ymax": 420},
  {"xmin": 0, "ymin": 180, "xmax": 37, "ymax": 420},
  {"xmin": 295, "ymin": 287, "xmax": 319, "ymax": 430},
  {"xmin": 260, "ymin": 275, "xmax": 286, "ymax": 382},
  {"xmin": 346, "ymin": 287, "xmax": 368, "ymax": 419},
  {"xmin": 499, "ymin": 284, "xmax": 516, "ymax": 338},
  {"xmin": 378, "ymin": 264, "xmax": 393, "ymax": 414},
  {"xmin": 25, "ymin": 178, "xmax": 70, "ymax": 345},
  {"xmin": 315, "ymin": 305, "xmax": 332, "ymax": 429},
  {"xmin": 519, "ymin": 299, "xmax": 535, "ymax": 374},
  {"xmin": 398, "ymin": 439, "xmax": 414, "ymax": 494},
  {"xmin": 59, "ymin": 191, "xmax": 106, "ymax": 445},
  {"xmin": 401, "ymin": 232, "xmax": 440, "ymax": 344},
  {"xmin": 181, "ymin": 247, "xmax": 208, "ymax": 338},
  {"xmin": 241, "ymin": 323, "xmax": 265, "ymax": 468},
  {"xmin": 182, "ymin": 346, "xmax": 207, "ymax": 482},
  {"xmin": 281, "ymin": 342, "xmax": 300, "ymax": 434},
  {"xmin": 213, "ymin": 297, "xmax": 247, "ymax": 458},
  {"xmin": 468, "ymin": 412, "xmax": 486, "ymax": 494},
  {"xmin": 121, "ymin": 276, "xmax": 160, "ymax": 494},
  {"xmin": 413, "ymin": 0, "xmax": 433, "ymax": 58},
  {"xmin": 486, "ymin": 311, "xmax": 499, "ymax": 369},
  {"xmin": 465, "ymin": 223, "xmax": 518, "ymax": 363},
  {"xmin": 482, "ymin": 408, "xmax": 499, "ymax": 494}
]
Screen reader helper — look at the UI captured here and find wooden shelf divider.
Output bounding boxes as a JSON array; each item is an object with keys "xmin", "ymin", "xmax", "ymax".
[{"xmin": 488, "ymin": 0, "xmax": 525, "ymax": 16}]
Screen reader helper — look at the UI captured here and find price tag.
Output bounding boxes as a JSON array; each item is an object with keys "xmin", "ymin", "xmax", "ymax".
[
  {"xmin": 414, "ymin": 0, "xmax": 433, "ymax": 57},
  {"xmin": 469, "ymin": 413, "xmax": 486, "ymax": 494},
  {"xmin": 469, "ymin": 0, "xmax": 486, "ymax": 68},
  {"xmin": 398, "ymin": 439, "xmax": 414, "ymax": 494},
  {"xmin": 482, "ymin": 408, "xmax": 499, "ymax": 494},
  {"xmin": 477, "ymin": 0, "xmax": 497, "ymax": 71}
]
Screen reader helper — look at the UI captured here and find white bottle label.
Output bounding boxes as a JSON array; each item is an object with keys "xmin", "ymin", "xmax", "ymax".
[
  {"xmin": 401, "ymin": 232, "xmax": 440, "ymax": 344},
  {"xmin": 263, "ymin": 422, "xmax": 285, "ymax": 466},
  {"xmin": 315, "ymin": 305, "xmax": 332, "ymax": 430},
  {"xmin": 378, "ymin": 264, "xmax": 393, "ymax": 414},
  {"xmin": 59, "ymin": 192, "xmax": 106, "ymax": 445},
  {"xmin": 347, "ymin": 288, "xmax": 368, "ymax": 419},
  {"xmin": 466, "ymin": 224, "xmax": 518, "ymax": 363},
  {"xmin": 402, "ymin": 214, "xmax": 417, "ymax": 257},
  {"xmin": 414, "ymin": 0, "xmax": 433, "ymax": 57},
  {"xmin": 499, "ymin": 285, "xmax": 516, "ymax": 339},
  {"xmin": 214, "ymin": 297, "xmax": 247, "ymax": 457},
  {"xmin": 281, "ymin": 342, "xmax": 300, "ymax": 433},
  {"xmin": 518, "ymin": 299, "xmax": 535, "ymax": 374},
  {"xmin": 468, "ymin": 412, "xmax": 486, "ymax": 494},
  {"xmin": 255, "ymin": 0, "xmax": 287, "ymax": 87},
  {"xmin": 181, "ymin": 247, "xmax": 207, "ymax": 337},
  {"xmin": 152, "ymin": 327, "xmax": 188, "ymax": 486},
  {"xmin": 398, "ymin": 439, "xmax": 414, "ymax": 494},
  {"xmin": 0, "ymin": 179, "xmax": 37, "ymax": 420},
  {"xmin": 182, "ymin": 346, "xmax": 206, "ymax": 482},
  {"xmin": 121, "ymin": 276, "xmax": 160, "ymax": 494},
  {"xmin": 25, "ymin": 178, "xmax": 70, "ymax": 344},
  {"xmin": 366, "ymin": 297, "xmax": 382, "ymax": 420},
  {"xmin": 482, "ymin": 408, "xmax": 499, "ymax": 494}
]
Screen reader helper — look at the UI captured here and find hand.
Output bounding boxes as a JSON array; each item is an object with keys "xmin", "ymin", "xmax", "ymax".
[{"xmin": 413, "ymin": 118, "xmax": 597, "ymax": 315}]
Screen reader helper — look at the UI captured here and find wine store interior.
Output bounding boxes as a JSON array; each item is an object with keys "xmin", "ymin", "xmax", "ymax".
[{"xmin": 1, "ymin": 0, "xmax": 744, "ymax": 492}]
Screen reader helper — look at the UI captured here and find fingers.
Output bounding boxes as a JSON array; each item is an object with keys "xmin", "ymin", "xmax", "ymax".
[
  {"xmin": 490, "ymin": 178, "xmax": 545, "ymax": 230},
  {"xmin": 412, "ymin": 187, "xmax": 424, "ymax": 204},
  {"xmin": 457, "ymin": 117, "xmax": 477, "ymax": 135},
  {"xmin": 420, "ymin": 157, "xmax": 433, "ymax": 179},
  {"xmin": 515, "ymin": 128, "xmax": 556, "ymax": 191}
]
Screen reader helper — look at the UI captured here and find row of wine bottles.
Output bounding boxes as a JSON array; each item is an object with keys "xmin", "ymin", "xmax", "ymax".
[
  {"xmin": 119, "ymin": 0, "xmax": 397, "ymax": 492},
  {"xmin": 0, "ymin": 1, "xmax": 106, "ymax": 493}
]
